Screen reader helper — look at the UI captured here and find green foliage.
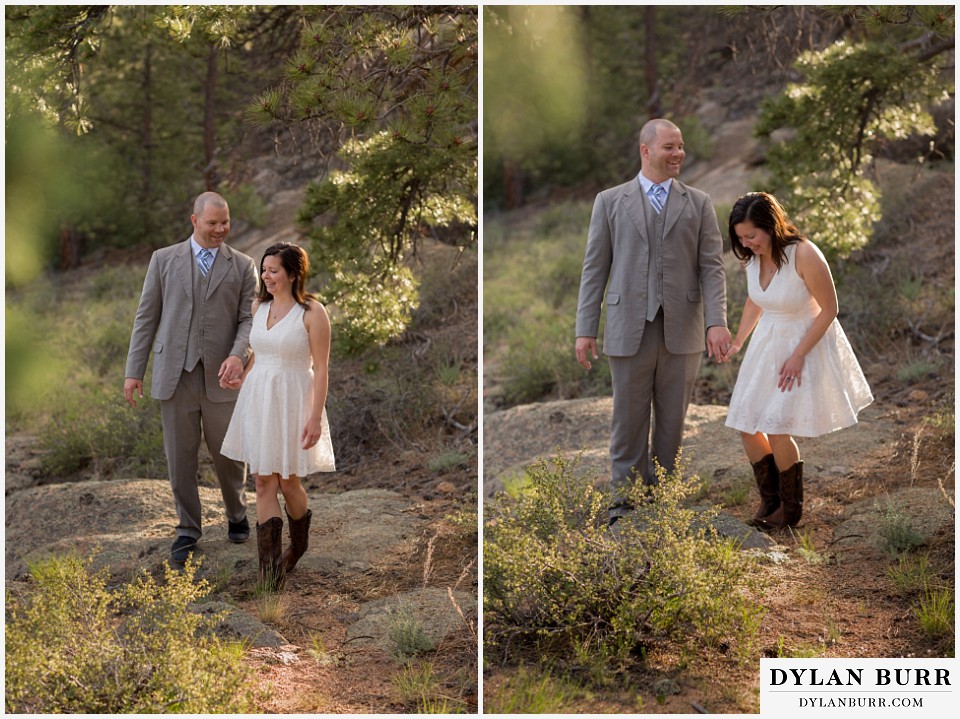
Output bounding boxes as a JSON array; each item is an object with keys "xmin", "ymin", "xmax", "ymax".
[
  {"xmin": 5, "ymin": 5, "xmax": 287, "ymax": 253},
  {"xmin": 501, "ymin": 320, "xmax": 599, "ymax": 406},
  {"xmin": 720, "ymin": 476, "xmax": 752, "ymax": 508},
  {"xmin": 153, "ymin": 5, "xmax": 255, "ymax": 47},
  {"xmin": 7, "ymin": 259, "xmax": 166, "ymax": 477},
  {"xmin": 876, "ymin": 503, "xmax": 925, "ymax": 555},
  {"xmin": 7, "ymin": 258, "xmax": 166, "ymax": 477},
  {"xmin": 392, "ymin": 661, "xmax": 468, "ymax": 713},
  {"xmin": 914, "ymin": 587, "xmax": 954, "ymax": 639},
  {"xmin": 5, "ymin": 554, "xmax": 260, "ymax": 713},
  {"xmin": 428, "ymin": 450, "xmax": 474, "ymax": 474},
  {"xmin": 223, "ymin": 182, "xmax": 269, "ymax": 228},
  {"xmin": 795, "ymin": 529, "xmax": 825, "ymax": 565},
  {"xmin": 485, "ymin": 666, "xmax": 581, "ymax": 713},
  {"xmin": 485, "ymin": 203, "xmax": 614, "ymax": 408},
  {"xmin": 887, "ymin": 553, "xmax": 935, "ymax": 594},
  {"xmin": 896, "ymin": 356, "xmax": 940, "ymax": 383},
  {"xmin": 756, "ymin": 37, "xmax": 950, "ymax": 258},
  {"xmin": 307, "ymin": 632, "xmax": 342, "ymax": 667},
  {"xmin": 925, "ymin": 392, "xmax": 955, "ymax": 436},
  {"xmin": 483, "ymin": 6, "xmax": 704, "ymax": 206},
  {"xmin": 4, "ymin": 113, "xmax": 96, "ymax": 286},
  {"xmin": 389, "ymin": 606, "xmax": 436, "ymax": 660},
  {"xmin": 38, "ymin": 387, "xmax": 165, "ymax": 478},
  {"xmin": 484, "ymin": 453, "xmax": 764, "ymax": 671},
  {"xmin": 300, "ymin": 129, "xmax": 475, "ymax": 352},
  {"xmin": 775, "ymin": 635, "xmax": 826, "ymax": 659},
  {"xmin": 315, "ymin": 242, "xmax": 476, "ymax": 466},
  {"xmin": 253, "ymin": 7, "xmax": 478, "ymax": 353}
]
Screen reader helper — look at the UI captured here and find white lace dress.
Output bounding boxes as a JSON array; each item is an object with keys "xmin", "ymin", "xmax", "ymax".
[
  {"xmin": 221, "ymin": 302, "xmax": 336, "ymax": 478},
  {"xmin": 725, "ymin": 243, "xmax": 873, "ymax": 437}
]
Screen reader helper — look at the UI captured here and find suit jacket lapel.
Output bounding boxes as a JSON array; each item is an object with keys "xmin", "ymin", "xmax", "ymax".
[
  {"xmin": 623, "ymin": 181, "xmax": 649, "ymax": 238},
  {"xmin": 662, "ymin": 181, "xmax": 688, "ymax": 237},
  {"xmin": 205, "ymin": 245, "xmax": 231, "ymax": 298},
  {"xmin": 178, "ymin": 240, "xmax": 195, "ymax": 301}
]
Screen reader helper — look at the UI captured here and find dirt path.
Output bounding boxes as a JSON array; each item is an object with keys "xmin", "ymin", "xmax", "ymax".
[
  {"xmin": 482, "ymin": 392, "xmax": 954, "ymax": 712},
  {"xmin": 4, "ymin": 441, "xmax": 478, "ymax": 713}
]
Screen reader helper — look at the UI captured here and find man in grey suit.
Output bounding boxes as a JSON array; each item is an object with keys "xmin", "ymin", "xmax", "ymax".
[
  {"xmin": 124, "ymin": 191, "xmax": 258, "ymax": 562},
  {"xmin": 575, "ymin": 118, "xmax": 732, "ymax": 524}
]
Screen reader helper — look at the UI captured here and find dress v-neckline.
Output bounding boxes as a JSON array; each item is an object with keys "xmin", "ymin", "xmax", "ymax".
[
  {"xmin": 265, "ymin": 301, "xmax": 296, "ymax": 331},
  {"xmin": 758, "ymin": 259, "xmax": 778, "ymax": 292}
]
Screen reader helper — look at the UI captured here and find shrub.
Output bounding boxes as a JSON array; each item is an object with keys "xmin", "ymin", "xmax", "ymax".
[
  {"xmin": 5, "ymin": 553, "xmax": 260, "ymax": 713},
  {"xmin": 391, "ymin": 661, "xmax": 468, "ymax": 713},
  {"xmin": 887, "ymin": 553, "xmax": 934, "ymax": 595},
  {"xmin": 485, "ymin": 666, "xmax": 580, "ymax": 713},
  {"xmin": 501, "ymin": 318, "xmax": 611, "ymax": 405},
  {"xmin": 914, "ymin": 587, "xmax": 954, "ymax": 639},
  {"xmin": 37, "ymin": 387, "xmax": 165, "ymax": 478},
  {"xmin": 877, "ymin": 503, "xmax": 924, "ymax": 555},
  {"xmin": 484, "ymin": 453, "xmax": 764, "ymax": 670},
  {"xmin": 925, "ymin": 392, "xmax": 955, "ymax": 436},
  {"xmin": 389, "ymin": 605, "xmax": 436, "ymax": 660}
]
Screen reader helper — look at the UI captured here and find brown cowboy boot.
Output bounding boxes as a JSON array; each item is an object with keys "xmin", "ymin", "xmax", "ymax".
[
  {"xmin": 749, "ymin": 454, "xmax": 780, "ymax": 526},
  {"xmin": 256, "ymin": 517, "xmax": 284, "ymax": 590},
  {"xmin": 279, "ymin": 508, "xmax": 312, "ymax": 575},
  {"xmin": 759, "ymin": 461, "xmax": 804, "ymax": 530}
]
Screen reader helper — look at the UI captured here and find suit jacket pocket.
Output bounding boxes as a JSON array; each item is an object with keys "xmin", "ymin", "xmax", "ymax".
[
  {"xmin": 687, "ymin": 290, "xmax": 701, "ymax": 303},
  {"xmin": 606, "ymin": 292, "xmax": 621, "ymax": 305},
  {"xmin": 153, "ymin": 341, "xmax": 164, "ymax": 353}
]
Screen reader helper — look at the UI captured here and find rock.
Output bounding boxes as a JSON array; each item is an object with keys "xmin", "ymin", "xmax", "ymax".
[
  {"xmin": 304, "ymin": 489, "xmax": 425, "ymax": 577},
  {"xmin": 833, "ymin": 486, "xmax": 953, "ymax": 551},
  {"xmin": 346, "ymin": 587, "xmax": 477, "ymax": 657},
  {"xmin": 693, "ymin": 508, "xmax": 778, "ymax": 550},
  {"xmin": 4, "ymin": 482, "xmax": 427, "ymax": 584},
  {"xmin": 193, "ymin": 600, "xmax": 288, "ymax": 648}
]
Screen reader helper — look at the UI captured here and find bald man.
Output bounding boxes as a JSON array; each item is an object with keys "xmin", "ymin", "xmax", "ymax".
[
  {"xmin": 575, "ymin": 119, "xmax": 731, "ymax": 524},
  {"xmin": 125, "ymin": 192, "xmax": 258, "ymax": 563}
]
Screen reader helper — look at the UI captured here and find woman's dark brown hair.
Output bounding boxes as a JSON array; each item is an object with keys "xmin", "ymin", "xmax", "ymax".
[
  {"xmin": 257, "ymin": 242, "xmax": 316, "ymax": 308},
  {"xmin": 728, "ymin": 191, "xmax": 804, "ymax": 269}
]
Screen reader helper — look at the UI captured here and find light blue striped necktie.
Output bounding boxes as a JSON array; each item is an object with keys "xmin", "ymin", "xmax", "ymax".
[
  {"xmin": 197, "ymin": 248, "xmax": 212, "ymax": 277},
  {"xmin": 648, "ymin": 184, "xmax": 666, "ymax": 214}
]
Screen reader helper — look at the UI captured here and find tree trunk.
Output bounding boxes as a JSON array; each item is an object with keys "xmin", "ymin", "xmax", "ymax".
[
  {"xmin": 59, "ymin": 224, "xmax": 82, "ymax": 270},
  {"xmin": 203, "ymin": 45, "xmax": 220, "ymax": 191},
  {"xmin": 141, "ymin": 40, "xmax": 154, "ymax": 207},
  {"xmin": 503, "ymin": 159, "xmax": 524, "ymax": 209},
  {"xmin": 644, "ymin": 6, "xmax": 662, "ymax": 119}
]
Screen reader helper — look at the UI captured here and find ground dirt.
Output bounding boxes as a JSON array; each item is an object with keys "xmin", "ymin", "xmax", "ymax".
[
  {"xmin": 481, "ymin": 129, "xmax": 954, "ymax": 712},
  {"xmin": 4, "ymin": 448, "xmax": 478, "ymax": 713}
]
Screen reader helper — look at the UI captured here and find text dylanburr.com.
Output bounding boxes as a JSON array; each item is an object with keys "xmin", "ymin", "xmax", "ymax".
[{"xmin": 760, "ymin": 658, "xmax": 958, "ymax": 717}]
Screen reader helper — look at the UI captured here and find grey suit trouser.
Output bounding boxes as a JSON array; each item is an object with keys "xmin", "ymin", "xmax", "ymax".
[
  {"xmin": 160, "ymin": 362, "xmax": 247, "ymax": 540},
  {"xmin": 608, "ymin": 309, "xmax": 701, "ymax": 515}
]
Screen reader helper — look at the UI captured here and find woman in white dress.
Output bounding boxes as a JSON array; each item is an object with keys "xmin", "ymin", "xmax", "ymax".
[
  {"xmin": 220, "ymin": 242, "xmax": 336, "ymax": 587},
  {"xmin": 722, "ymin": 193, "xmax": 872, "ymax": 530}
]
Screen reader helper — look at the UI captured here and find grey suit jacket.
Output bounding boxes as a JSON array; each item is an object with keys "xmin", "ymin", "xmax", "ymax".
[
  {"xmin": 575, "ymin": 178, "xmax": 727, "ymax": 356},
  {"xmin": 125, "ymin": 238, "xmax": 257, "ymax": 402}
]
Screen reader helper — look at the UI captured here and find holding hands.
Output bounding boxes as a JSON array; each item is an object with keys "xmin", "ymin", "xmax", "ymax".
[
  {"xmin": 218, "ymin": 355, "xmax": 245, "ymax": 390},
  {"xmin": 706, "ymin": 325, "xmax": 733, "ymax": 362},
  {"xmin": 720, "ymin": 339, "xmax": 743, "ymax": 363}
]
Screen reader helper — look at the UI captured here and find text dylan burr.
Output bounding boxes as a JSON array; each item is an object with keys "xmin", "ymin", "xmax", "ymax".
[{"xmin": 770, "ymin": 668, "xmax": 950, "ymax": 687}]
